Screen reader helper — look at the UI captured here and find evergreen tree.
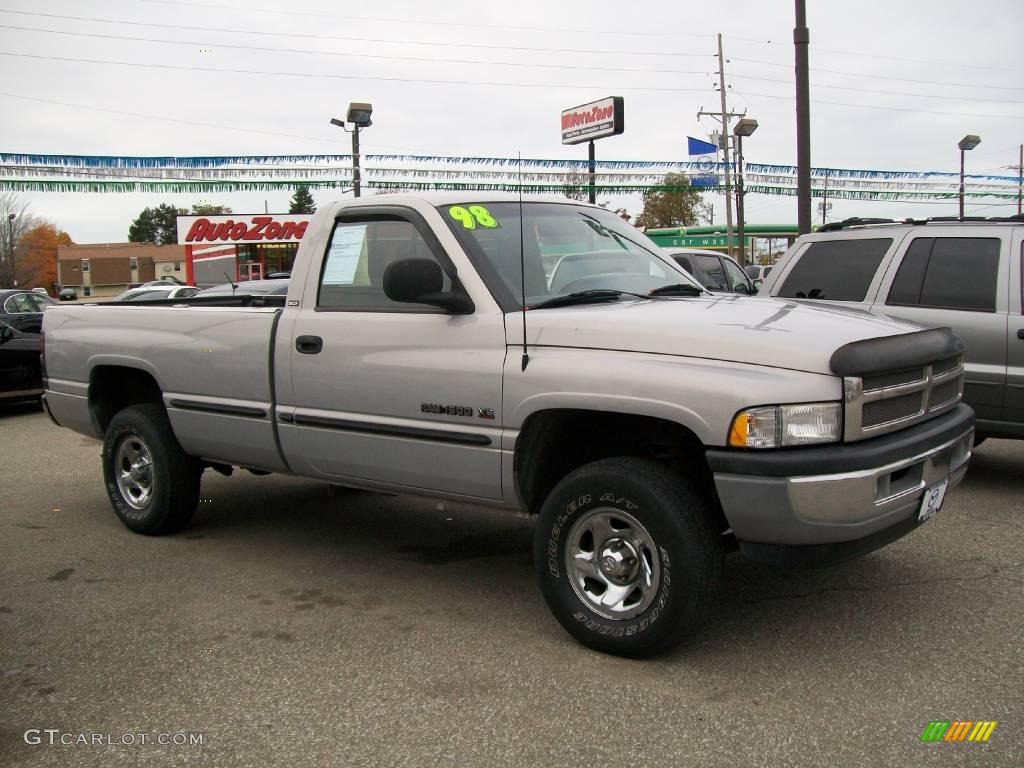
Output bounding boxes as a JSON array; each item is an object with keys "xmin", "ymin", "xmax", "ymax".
[
  {"xmin": 127, "ymin": 203, "xmax": 187, "ymax": 244},
  {"xmin": 289, "ymin": 185, "xmax": 316, "ymax": 214}
]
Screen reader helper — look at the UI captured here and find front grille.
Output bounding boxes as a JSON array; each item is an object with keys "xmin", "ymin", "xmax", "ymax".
[
  {"xmin": 863, "ymin": 367, "xmax": 925, "ymax": 391},
  {"xmin": 929, "ymin": 379, "xmax": 960, "ymax": 409},
  {"xmin": 863, "ymin": 392, "xmax": 924, "ymax": 428},
  {"xmin": 844, "ymin": 355, "xmax": 963, "ymax": 441}
]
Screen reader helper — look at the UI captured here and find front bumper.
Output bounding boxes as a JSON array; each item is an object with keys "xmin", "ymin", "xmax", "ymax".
[{"xmin": 706, "ymin": 404, "xmax": 974, "ymax": 567}]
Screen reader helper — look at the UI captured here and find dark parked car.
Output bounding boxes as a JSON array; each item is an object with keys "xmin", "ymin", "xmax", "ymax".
[
  {"xmin": 0, "ymin": 321, "xmax": 43, "ymax": 402},
  {"xmin": 1, "ymin": 289, "xmax": 55, "ymax": 334},
  {"xmin": 661, "ymin": 248, "xmax": 756, "ymax": 294},
  {"xmin": 58, "ymin": 287, "xmax": 77, "ymax": 301}
]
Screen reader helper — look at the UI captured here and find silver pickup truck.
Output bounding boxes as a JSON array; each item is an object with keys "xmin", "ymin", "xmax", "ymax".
[{"xmin": 42, "ymin": 194, "xmax": 975, "ymax": 656}]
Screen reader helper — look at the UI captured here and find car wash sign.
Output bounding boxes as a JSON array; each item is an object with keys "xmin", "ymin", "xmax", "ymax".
[
  {"xmin": 177, "ymin": 214, "xmax": 311, "ymax": 244},
  {"xmin": 561, "ymin": 96, "xmax": 624, "ymax": 145}
]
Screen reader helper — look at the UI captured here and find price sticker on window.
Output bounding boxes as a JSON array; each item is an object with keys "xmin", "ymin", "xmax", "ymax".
[{"xmin": 448, "ymin": 205, "xmax": 500, "ymax": 230}]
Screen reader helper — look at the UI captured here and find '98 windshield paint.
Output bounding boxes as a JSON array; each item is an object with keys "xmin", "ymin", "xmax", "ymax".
[{"xmin": 439, "ymin": 202, "xmax": 698, "ymax": 308}]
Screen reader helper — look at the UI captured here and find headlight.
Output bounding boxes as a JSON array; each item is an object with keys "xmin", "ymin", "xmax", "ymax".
[{"xmin": 728, "ymin": 402, "xmax": 842, "ymax": 448}]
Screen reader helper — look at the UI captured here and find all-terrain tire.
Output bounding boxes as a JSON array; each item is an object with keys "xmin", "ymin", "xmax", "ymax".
[
  {"xmin": 102, "ymin": 403, "xmax": 202, "ymax": 535},
  {"xmin": 534, "ymin": 457, "xmax": 722, "ymax": 657}
]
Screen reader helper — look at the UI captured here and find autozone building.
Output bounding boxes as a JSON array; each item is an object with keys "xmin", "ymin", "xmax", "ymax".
[{"xmin": 176, "ymin": 214, "xmax": 312, "ymax": 287}]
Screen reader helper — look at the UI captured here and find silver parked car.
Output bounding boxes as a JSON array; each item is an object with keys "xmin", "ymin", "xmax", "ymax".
[{"xmin": 760, "ymin": 217, "xmax": 1024, "ymax": 441}]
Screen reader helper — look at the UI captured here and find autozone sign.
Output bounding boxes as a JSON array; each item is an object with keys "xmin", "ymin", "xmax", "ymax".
[
  {"xmin": 561, "ymin": 96, "xmax": 624, "ymax": 145},
  {"xmin": 176, "ymin": 214, "xmax": 312, "ymax": 244}
]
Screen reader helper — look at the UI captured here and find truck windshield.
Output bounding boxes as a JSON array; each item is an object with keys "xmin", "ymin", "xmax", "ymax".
[{"xmin": 439, "ymin": 202, "xmax": 700, "ymax": 309}]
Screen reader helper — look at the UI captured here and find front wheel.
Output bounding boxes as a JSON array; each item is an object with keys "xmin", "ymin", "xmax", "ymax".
[
  {"xmin": 534, "ymin": 457, "xmax": 722, "ymax": 657},
  {"xmin": 102, "ymin": 403, "xmax": 202, "ymax": 535}
]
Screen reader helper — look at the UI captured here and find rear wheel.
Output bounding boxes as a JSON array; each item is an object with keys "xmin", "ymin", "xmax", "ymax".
[
  {"xmin": 102, "ymin": 404, "xmax": 201, "ymax": 535},
  {"xmin": 534, "ymin": 457, "xmax": 722, "ymax": 657}
]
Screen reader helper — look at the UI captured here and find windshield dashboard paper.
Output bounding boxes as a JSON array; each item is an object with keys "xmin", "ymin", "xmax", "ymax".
[{"xmin": 323, "ymin": 225, "xmax": 367, "ymax": 285}]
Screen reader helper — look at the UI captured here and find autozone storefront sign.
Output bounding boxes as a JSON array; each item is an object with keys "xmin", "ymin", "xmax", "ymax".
[
  {"xmin": 561, "ymin": 96, "xmax": 624, "ymax": 145},
  {"xmin": 177, "ymin": 214, "xmax": 311, "ymax": 244}
]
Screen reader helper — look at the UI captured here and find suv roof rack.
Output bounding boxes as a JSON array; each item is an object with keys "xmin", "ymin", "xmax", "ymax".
[
  {"xmin": 817, "ymin": 213, "xmax": 1024, "ymax": 232},
  {"xmin": 817, "ymin": 217, "xmax": 898, "ymax": 232}
]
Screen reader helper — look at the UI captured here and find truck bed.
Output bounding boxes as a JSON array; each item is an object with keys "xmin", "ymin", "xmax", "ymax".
[{"xmin": 44, "ymin": 302, "xmax": 287, "ymax": 471}]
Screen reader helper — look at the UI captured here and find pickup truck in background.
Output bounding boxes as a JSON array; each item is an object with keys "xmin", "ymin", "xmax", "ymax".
[{"xmin": 42, "ymin": 194, "xmax": 975, "ymax": 657}]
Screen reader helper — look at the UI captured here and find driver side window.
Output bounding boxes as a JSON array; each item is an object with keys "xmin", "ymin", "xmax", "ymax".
[{"xmin": 317, "ymin": 217, "xmax": 451, "ymax": 311}]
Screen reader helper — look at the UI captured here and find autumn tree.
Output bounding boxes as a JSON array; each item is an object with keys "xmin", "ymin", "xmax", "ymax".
[
  {"xmin": 128, "ymin": 203, "xmax": 187, "ymax": 245},
  {"xmin": 288, "ymin": 184, "xmax": 316, "ymax": 214},
  {"xmin": 0, "ymin": 192, "xmax": 36, "ymax": 287},
  {"xmin": 633, "ymin": 173, "xmax": 704, "ymax": 229},
  {"xmin": 16, "ymin": 222, "xmax": 73, "ymax": 291}
]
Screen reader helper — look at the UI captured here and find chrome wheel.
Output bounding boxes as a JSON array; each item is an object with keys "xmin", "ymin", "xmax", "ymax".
[
  {"xmin": 115, "ymin": 435, "xmax": 155, "ymax": 510},
  {"xmin": 564, "ymin": 507, "xmax": 661, "ymax": 621}
]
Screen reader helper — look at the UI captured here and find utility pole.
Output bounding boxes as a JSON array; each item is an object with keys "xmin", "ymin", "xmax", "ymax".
[
  {"xmin": 716, "ymin": 33, "xmax": 735, "ymax": 258},
  {"xmin": 1018, "ymin": 144, "xmax": 1022, "ymax": 216},
  {"xmin": 794, "ymin": 0, "xmax": 812, "ymax": 234},
  {"xmin": 820, "ymin": 171, "xmax": 828, "ymax": 226},
  {"xmin": 588, "ymin": 141, "xmax": 596, "ymax": 204}
]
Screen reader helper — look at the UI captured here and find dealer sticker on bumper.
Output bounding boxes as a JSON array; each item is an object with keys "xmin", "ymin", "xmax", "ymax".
[{"xmin": 918, "ymin": 480, "xmax": 949, "ymax": 523}]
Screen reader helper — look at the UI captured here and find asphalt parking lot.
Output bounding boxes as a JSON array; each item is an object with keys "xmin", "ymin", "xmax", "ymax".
[{"xmin": 2, "ymin": 404, "xmax": 1021, "ymax": 767}]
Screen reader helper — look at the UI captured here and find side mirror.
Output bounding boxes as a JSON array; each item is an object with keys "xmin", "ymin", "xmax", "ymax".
[
  {"xmin": 733, "ymin": 283, "xmax": 751, "ymax": 295},
  {"xmin": 752, "ymin": 279, "xmax": 763, "ymax": 292},
  {"xmin": 383, "ymin": 258, "xmax": 474, "ymax": 314},
  {"xmin": 0, "ymin": 325, "xmax": 12, "ymax": 345}
]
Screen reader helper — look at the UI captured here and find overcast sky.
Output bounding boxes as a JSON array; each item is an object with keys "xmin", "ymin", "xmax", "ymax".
[{"xmin": 1, "ymin": 0, "xmax": 1022, "ymax": 243}]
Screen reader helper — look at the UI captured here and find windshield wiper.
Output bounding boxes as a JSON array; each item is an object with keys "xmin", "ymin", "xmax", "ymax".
[
  {"xmin": 648, "ymin": 283, "xmax": 706, "ymax": 297},
  {"xmin": 530, "ymin": 289, "xmax": 647, "ymax": 310}
]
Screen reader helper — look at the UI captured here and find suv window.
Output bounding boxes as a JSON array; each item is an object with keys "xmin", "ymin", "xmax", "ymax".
[
  {"xmin": 886, "ymin": 237, "xmax": 999, "ymax": 312},
  {"xmin": 318, "ymin": 217, "xmax": 450, "ymax": 311},
  {"xmin": 721, "ymin": 257, "xmax": 750, "ymax": 292},
  {"xmin": 777, "ymin": 238, "xmax": 893, "ymax": 301},
  {"xmin": 693, "ymin": 254, "xmax": 728, "ymax": 290}
]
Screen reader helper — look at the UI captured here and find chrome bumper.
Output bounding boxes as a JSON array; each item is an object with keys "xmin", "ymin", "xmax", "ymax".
[{"xmin": 708, "ymin": 406, "xmax": 975, "ymax": 548}]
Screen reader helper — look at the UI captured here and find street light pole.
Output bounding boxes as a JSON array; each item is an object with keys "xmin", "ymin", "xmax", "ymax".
[
  {"xmin": 330, "ymin": 102, "xmax": 373, "ymax": 199},
  {"xmin": 958, "ymin": 134, "xmax": 981, "ymax": 221},
  {"xmin": 6, "ymin": 213, "xmax": 15, "ymax": 287},
  {"xmin": 352, "ymin": 124, "xmax": 361, "ymax": 198},
  {"xmin": 732, "ymin": 118, "xmax": 758, "ymax": 267}
]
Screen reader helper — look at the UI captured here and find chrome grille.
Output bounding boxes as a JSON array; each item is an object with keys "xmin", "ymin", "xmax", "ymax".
[
  {"xmin": 862, "ymin": 392, "xmax": 924, "ymax": 428},
  {"xmin": 844, "ymin": 356, "xmax": 964, "ymax": 441},
  {"xmin": 862, "ymin": 367, "xmax": 926, "ymax": 391}
]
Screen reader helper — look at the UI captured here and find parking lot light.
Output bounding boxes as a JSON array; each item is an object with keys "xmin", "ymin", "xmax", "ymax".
[{"xmin": 958, "ymin": 134, "xmax": 981, "ymax": 221}]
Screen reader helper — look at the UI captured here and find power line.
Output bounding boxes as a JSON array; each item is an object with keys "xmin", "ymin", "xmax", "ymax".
[
  {"xmin": 137, "ymin": 0, "xmax": 712, "ymax": 39},
  {"xmin": 729, "ymin": 37, "xmax": 1024, "ymax": 74},
  {"xmin": 731, "ymin": 72, "xmax": 1024, "ymax": 106},
  {"xmin": 731, "ymin": 56, "xmax": 1024, "ymax": 92},
  {"xmin": 0, "ymin": 91, "xmax": 363, "ymax": 147},
  {"xmin": 0, "ymin": 9, "xmax": 713, "ymax": 58},
  {"xmin": 0, "ymin": 24, "xmax": 714, "ymax": 76},
  {"xmin": 732, "ymin": 88, "xmax": 1024, "ymax": 120},
  {"xmin": 0, "ymin": 50, "xmax": 719, "ymax": 92}
]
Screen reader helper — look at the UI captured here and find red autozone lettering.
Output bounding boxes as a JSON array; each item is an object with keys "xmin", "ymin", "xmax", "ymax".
[
  {"xmin": 561, "ymin": 105, "xmax": 615, "ymax": 130},
  {"xmin": 183, "ymin": 216, "xmax": 308, "ymax": 243}
]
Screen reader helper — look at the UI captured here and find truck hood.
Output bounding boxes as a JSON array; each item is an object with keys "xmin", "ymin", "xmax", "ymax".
[{"xmin": 519, "ymin": 295, "xmax": 923, "ymax": 375}]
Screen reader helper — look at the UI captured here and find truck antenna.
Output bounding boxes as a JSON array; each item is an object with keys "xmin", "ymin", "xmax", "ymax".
[{"xmin": 518, "ymin": 152, "xmax": 529, "ymax": 371}]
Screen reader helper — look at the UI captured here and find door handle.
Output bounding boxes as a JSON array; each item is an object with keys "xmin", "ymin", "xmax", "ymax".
[
  {"xmin": 295, "ymin": 335, "xmax": 323, "ymax": 354},
  {"xmin": 1018, "ymin": 329, "xmax": 1024, "ymax": 340}
]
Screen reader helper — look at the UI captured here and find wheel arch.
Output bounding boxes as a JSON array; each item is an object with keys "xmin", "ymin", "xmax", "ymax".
[
  {"xmin": 88, "ymin": 362, "xmax": 165, "ymax": 435},
  {"xmin": 512, "ymin": 408, "xmax": 724, "ymax": 529}
]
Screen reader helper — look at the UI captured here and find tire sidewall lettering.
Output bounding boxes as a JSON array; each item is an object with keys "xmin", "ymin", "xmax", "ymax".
[{"xmin": 546, "ymin": 488, "xmax": 672, "ymax": 637}]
